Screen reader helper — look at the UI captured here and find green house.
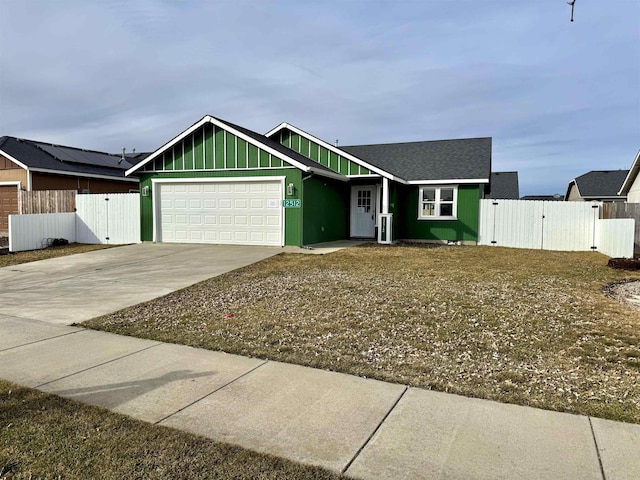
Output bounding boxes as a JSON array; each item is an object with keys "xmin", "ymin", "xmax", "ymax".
[{"xmin": 127, "ymin": 115, "xmax": 491, "ymax": 247}]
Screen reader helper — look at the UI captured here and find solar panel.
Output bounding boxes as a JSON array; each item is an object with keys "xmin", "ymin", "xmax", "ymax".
[{"xmin": 35, "ymin": 143, "xmax": 133, "ymax": 169}]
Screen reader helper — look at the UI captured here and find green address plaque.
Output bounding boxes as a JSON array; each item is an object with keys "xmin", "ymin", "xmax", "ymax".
[{"xmin": 282, "ymin": 199, "xmax": 301, "ymax": 208}]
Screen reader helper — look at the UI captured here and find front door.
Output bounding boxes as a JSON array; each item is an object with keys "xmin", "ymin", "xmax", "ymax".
[{"xmin": 350, "ymin": 186, "xmax": 377, "ymax": 238}]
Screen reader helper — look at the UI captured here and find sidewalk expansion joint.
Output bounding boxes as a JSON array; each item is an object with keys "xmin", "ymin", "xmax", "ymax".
[
  {"xmin": 35, "ymin": 342, "xmax": 163, "ymax": 389},
  {"xmin": 588, "ymin": 417, "xmax": 607, "ymax": 480},
  {"xmin": 154, "ymin": 360, "xmax": 269, "ymax": 425},
  {"xmin": 0, "ymin": 330, "xmax": 83, "ymax": 353},
  {"xmin": 342, "ymin": 385, "xmax": 408, "ymax": 475}
]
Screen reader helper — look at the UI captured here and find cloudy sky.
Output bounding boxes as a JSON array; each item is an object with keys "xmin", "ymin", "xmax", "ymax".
[{"xmin": 1, "ymin": 0, "xmax": 638, "ymax": 196}]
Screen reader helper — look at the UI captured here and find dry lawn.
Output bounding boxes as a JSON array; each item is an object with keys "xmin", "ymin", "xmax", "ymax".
[
  {"xmin": 84, "ymin": 245, "xmax": 640, "ymax": 423},
  {"xmin": 0, "ymin": 243, "xmax": 114, "ymax": 268},
  {"xmin": 0, "ymin": 380, "xmax": 345, "ymax": 479}
]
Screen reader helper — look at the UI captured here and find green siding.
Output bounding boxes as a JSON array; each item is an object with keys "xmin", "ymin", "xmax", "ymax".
[
  {"xmin": 214, "ymin": 127, "xmax": 225, "ymax": 169},
  {"xmin": 225, "ymin": 132, "xmax": 235, "ymax": 169},
  {"xmin": 248, "ymin": 144, "xmax": 259, "ymax": 168},
  {"xmin": 278, "ymin": 128, "xmax": 377, "ymax": 178},
  {"xmin": 194, "ymin": 131, "xmax": 204, "ymax": 170},
  {"xmin": 184, "ymin": 137, "xmax": 194, "ymax": 170},
  {"xmin": 204, "ymin": 124, "xmax": 214, "ymax": 169},
  {"xmin": 302, "ymin": 177, "xmax": 349, "ymax": 245},
  {"xmin": 236, "ymin": 138, "xmax": 247, "ymax": 169},
  {"xmin": 398, "ymin": 184, "xmax": 481, "ymax": 242}
]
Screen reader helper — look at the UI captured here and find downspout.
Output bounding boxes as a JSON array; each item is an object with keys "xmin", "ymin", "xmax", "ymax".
[{"xmin": 27, "ymin": 170, "xmax": 32, "ymax": 191}]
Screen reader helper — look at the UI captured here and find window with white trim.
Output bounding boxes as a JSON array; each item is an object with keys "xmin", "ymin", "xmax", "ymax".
[{"xmin": 418, "ymin": 186, "xmax": 458, "ymax": 220}]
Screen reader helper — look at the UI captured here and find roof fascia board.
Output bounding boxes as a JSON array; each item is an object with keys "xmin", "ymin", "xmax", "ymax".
[
  {"xmin": 30, "ymin": 167, "xmax": 138, "ymax": 183},
  {"xmin": 0, "ymin": 149, "xmax": 30, "ymax": 171},
  {"xmin": 265, "ymin": 122, "xmax": 400, "ymax": 182},
  {"xmin": 125, "ymin": 116, "xmax": 212, "ymax": 176},
  {"xmin": 406, "ymin": 178, "xmax": 489, "ymax": 185},
  {"xmin": 308, "ymin": 166, "xmax": 348, "ymax": 182},
  {"xmin": 618, "ymin": 150, "xmax": 640, "ymax": 195},
  {"xmin": 582, "ymin": 195, "xmax": 626, "ymax": 200},
  {"xmin": 127, "ymin": 116, "xmax": 346, "ymax": 179}
]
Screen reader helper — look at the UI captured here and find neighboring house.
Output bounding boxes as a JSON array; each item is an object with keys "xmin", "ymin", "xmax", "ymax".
[
  {"xmin": 520, "ymin": 194, "xmax": 564, "ymax": 201},
  {"xmin": 486, "ymin": 171, "xmax": 519, "ymax": 199},
  {"xmin": 617, "ymin": 150, "xmax": 640, "ymax": 202},
  {"xmin": 126, "ymin": 115, "xmax": 492, "ymax": 247},
  {"xmin": 0, "ymin": 136, "xmax": 144, "ymax": 234},
  {"xmin": 565, "ymin": 170, "xmax": 628, "ymax": 202}
]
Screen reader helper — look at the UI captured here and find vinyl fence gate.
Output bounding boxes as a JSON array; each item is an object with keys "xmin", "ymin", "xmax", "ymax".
[{"xmin": 478, "ymin": 199, "xmax": 599, "ymax": 251}]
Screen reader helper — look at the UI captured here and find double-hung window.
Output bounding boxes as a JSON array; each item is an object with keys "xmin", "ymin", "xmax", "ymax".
[{"xmin": 418, "ymin": 186, "xmax": 457, "ymax": 220}]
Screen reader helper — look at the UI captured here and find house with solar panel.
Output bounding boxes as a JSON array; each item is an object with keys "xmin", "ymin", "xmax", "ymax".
[{"xmin": 0, "ymin": 136, "xmax": 146, "ymax": 234}]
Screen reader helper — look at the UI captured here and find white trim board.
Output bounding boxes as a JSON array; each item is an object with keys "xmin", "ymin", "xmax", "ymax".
[
  {"xmin": 127, "ymin": 116, "xmax": 347, "ymax": 183},
  {"xmin": 265, "ymin": 122, "xmax": 399, "ymax": 182}
]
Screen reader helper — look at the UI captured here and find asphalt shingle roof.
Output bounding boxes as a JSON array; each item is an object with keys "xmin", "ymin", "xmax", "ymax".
[
  {"xmin": 487, "ymin": 171, "xmax": 519, "ymax": 199},
  {"xmin": 573, "ymin": 170, "xmax": 628, "ymax": 198},
  {"xmin": 340, "ymin": 137, "xmax": 491, "ymax": 182},
  {"xmin": 0, "ymin": 136, "xmax": 137, "ymax": 179}
]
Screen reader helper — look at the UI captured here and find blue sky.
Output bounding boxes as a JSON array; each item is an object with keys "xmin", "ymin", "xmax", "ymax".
[{"xmin": 1, "ymin": 0, "xmax": 638, "ymax": 195}]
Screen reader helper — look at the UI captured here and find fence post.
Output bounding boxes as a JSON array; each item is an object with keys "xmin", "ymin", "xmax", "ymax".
[{"xmin": 591, "ymin": 204, "xmax": 599, "ymax": 250}]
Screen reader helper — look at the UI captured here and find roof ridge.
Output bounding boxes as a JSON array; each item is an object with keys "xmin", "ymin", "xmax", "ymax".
[{"xmin": 343, "ymin": 136, "xmax": 492, "ymax": 148}]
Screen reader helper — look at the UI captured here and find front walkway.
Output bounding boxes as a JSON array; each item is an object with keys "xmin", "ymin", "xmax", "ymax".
[{"xmin": 0, "ymin": 314, "xmax": 637, "ymax": 479}]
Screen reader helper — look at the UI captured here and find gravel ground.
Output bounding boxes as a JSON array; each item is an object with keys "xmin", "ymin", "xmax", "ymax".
[
  {"xmin": 608, "ymin": 280, "xmax": 640, "ymax": 310},
  {"xmin": 85, "ymin": 245, "xmax": 640, "ymax": 423}
]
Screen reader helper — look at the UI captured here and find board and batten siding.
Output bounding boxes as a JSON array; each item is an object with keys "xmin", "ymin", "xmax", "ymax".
[
  {"xmin": 140, "ymin": 123, "xmax": 287, "ymax": 173},
  {"xmin": 138, "ymin": 123, "xmax": 306, "ymax": 246},
  {"xmin": 277, "ymin": 128, "xmax": 377, "ymax": 177}
]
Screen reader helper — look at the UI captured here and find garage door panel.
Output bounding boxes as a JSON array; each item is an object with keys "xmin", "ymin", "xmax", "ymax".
[{"xmin": 159, "ymin": 181, "xmax": 282, "ymax": 246}]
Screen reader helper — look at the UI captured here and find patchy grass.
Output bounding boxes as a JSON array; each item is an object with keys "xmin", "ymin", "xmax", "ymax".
[
  {"xmin": 84, "ymin": 245, "xmax": 640, "ymax": 424},
  {"xmin": 0, "ymin": 243, "xmax": 114, "ymax": 268},
  {"xmin": 0, "ymin": 380, "xmax": 345, "ymax": 480}
]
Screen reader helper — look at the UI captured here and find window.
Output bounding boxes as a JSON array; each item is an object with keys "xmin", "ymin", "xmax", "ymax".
[
  {"xmin": 418, "ymin": 186, "xmax": 457, "ymax": 219},
  {"xmin": 357, "ymin": 189, "xmax": 372, "ymax": 213}
]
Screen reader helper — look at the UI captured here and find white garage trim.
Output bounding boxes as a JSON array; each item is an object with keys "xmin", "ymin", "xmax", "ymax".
[{"xmin": 151, "ymin": 176, "xmax": 286, "ymax": 246}]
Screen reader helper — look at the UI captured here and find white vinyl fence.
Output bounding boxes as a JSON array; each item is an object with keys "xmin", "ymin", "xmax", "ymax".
[
  {"xmin": 9, "ymin": 193, "xmax": 140, "ymax": 252},
  {"xmin": 596, "ymin": 218, "xmax": 635, "ymax": 259},
  {"xmin": 76, "ymin": 193, "xmax": 140, "ymax": 245},
  {"xmin": 8, "ymin": 213, "xmax": 76, "ymax": 252},
  {"xmin": 478, "ymin": 199, "xmax": 635, "ymax": 258}
]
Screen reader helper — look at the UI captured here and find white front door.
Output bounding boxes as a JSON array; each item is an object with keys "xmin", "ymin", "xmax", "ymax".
[{"xmin": 350, "ymin": 186, "xmax": 377, "ymax": 238}]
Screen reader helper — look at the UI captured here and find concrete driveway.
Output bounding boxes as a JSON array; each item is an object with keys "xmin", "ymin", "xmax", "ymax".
[{"xmin": 0, "ymin": 243, "xmax": 286, "ymax": 325}]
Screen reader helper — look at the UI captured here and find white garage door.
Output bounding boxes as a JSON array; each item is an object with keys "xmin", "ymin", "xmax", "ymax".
[{"xmin": 158, "ymin": 181, "xmax": 283, "ymax": 246}]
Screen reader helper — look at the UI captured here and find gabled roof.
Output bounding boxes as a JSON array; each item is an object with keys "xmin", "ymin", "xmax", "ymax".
[
  {"xmin": 618, "ymin": 150, "xmax": 640, "ymax": 195},
  {"xmin": 487, "ymin": 171, "xmax": 519, "ymax": 199},
  {"xmin": 566, "ymin": 170, "xmax": 629, "ymax": 200},
  {"xmin": 266, "ymin": 122, "xmax": 397, "ymax": 181},
  {"xmin": 0, "ymin": 136, "xmax": 138, "ymax": 182},
  {"xmin": 340, "ymin": 137, "xmax": 492, "ymax": 183},
  {"xmin": 127, "ymin": 116, "xmax": 346, "ymax": 181},
  {"xmin": 266, "ymin": 123, "xmax": 491, "ymax": 184}
]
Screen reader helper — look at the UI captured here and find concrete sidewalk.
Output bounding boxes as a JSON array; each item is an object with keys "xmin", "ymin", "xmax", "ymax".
[{"xmin": 1, "ymin": 314, "xmax": 638, "ymax": 480}]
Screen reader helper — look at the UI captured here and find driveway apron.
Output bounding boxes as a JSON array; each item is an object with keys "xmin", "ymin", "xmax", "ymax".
[{"xmin": 0, "ymin": 243, "xmax": 284, "ymax": 324}]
